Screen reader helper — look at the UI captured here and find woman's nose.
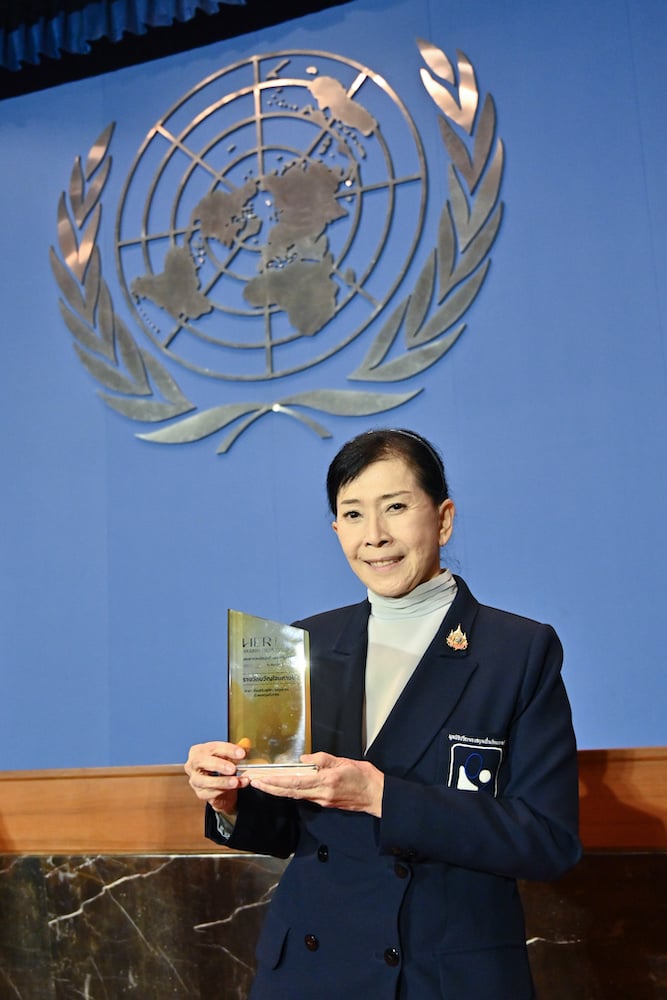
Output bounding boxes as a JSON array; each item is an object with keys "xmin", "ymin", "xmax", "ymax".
[{"xmin": 363, "ymin": 513, "xmax": 389, "ymax": 546}]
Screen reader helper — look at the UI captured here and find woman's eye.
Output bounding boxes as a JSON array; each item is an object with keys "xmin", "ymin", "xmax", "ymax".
[
  {"xmin": 343, "ymin": 510, "xmax": 361, "ymax": 519},
  {"xmin": 387, "ymin": 502, "xmax": 406, "ymax": 512}
]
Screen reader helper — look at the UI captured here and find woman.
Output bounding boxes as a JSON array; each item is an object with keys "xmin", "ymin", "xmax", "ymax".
[{"xmin": 185, "ymin": 428, "xmax": 581, "ymax": 999}]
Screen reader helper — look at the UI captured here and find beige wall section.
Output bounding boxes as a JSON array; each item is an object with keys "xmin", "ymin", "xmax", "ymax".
[{"xmin": 0, "ymin": 749, "xmax": 665, "ymax": 854}]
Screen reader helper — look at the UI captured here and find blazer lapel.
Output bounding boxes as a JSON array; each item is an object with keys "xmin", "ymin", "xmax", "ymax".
[
  {"xmin": 311, "ymin": 601, "xmax": 369, "ymax": 759},
  {"xmin": 364, "ymin": 577, "xmax": 480, "ymax": 775}
]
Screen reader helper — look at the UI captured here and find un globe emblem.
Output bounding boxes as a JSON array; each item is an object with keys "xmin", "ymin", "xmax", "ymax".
[
  {"xmin": 52, "ymin": 40, "xmax": 503, "ymax": 452},
  {"xmin": 115, "ymin": 51, "xmax": 427, "ymax": 382}
]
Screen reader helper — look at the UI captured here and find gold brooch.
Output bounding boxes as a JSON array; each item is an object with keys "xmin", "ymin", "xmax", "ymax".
[{"xmin": 446, "ymin": 624, "xmax": 468, "ymax": 651}]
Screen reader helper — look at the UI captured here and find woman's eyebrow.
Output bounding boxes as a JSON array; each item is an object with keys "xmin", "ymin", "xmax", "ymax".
[{"xmin": 338, "ymin": 490, "xmax": 412, "ymax": 505}]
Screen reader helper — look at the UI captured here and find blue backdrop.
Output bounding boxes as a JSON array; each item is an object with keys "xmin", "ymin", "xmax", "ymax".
[{"xmin": 1, "ymin": 0, "xmax": 666, "ymax": 769}]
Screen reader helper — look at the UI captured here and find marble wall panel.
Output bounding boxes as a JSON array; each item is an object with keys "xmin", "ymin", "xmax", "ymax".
[
  {"xmin": 0, "ymin": 852, "xmax": 664, "ymax": 998},
  {"xmin": 0, "ymin": 853, "xmax": 285, "ymax": 998},
  {"xmin": 522, "ymin": 854, "xmax": 666, "ymax": 1000}
]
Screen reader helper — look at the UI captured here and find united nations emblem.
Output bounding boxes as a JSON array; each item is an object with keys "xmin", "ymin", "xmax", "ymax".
[{"xmin": 50, "ymin": 40, "xmax": 504, "ymax": 455}]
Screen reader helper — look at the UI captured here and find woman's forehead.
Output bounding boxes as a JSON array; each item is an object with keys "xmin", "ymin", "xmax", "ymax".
[{"xmin": 337, "ymin": 455, "xmax": 418, "ymax": 496}]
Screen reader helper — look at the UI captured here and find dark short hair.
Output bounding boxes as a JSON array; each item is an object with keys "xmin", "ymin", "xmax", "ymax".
[{"xmin": 326, "ymin": 428, "xmax": 450, "ymax": 514}]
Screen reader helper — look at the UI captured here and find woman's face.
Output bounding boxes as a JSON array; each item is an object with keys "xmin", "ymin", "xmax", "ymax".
[{"xmin": 332, "ymin": 455, "xmax": 455, "ymax": 598}]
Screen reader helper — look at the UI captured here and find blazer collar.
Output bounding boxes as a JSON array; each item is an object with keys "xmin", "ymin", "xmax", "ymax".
[{"xmin": 364, "ymin": 575, "xmax": 480, "ymax": 774}]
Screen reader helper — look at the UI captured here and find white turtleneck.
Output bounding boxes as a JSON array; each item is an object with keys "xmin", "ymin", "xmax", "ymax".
[{"xmin": 363, "ymin": 569, "xmax": 458, "ymax": 751}]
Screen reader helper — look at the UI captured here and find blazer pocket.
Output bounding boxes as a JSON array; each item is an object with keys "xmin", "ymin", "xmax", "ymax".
[{"xmin": 255, "ymin": 908, "xmax": 290, "ymax": 970}]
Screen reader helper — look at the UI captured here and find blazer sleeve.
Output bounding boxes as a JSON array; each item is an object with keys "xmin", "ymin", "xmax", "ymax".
[
  {"xmin": 379, "ymin": 623, "xmax": 582, "ymax": 881},
  {"xmin": 205, "ymin": 787, "xmax": 300, "ymax": 858}
]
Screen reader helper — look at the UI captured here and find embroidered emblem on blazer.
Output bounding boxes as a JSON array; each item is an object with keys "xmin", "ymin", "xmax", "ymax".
[{"xmin": 447, "ymin": 740, "xmax": 504, "ymax": 796}]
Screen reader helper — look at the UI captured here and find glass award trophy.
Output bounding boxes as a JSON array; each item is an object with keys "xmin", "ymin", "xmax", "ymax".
[{"xmin": 228, "ymin": 610, "xmax": 316, "ymax": 775}]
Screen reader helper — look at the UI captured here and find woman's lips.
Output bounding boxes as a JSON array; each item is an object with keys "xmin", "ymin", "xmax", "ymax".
[{"xmin": 365, "ymin": 556, "xmax": 402, "ymax": 569}]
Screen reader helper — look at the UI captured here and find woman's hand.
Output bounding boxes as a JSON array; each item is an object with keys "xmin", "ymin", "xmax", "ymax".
[
  {"xmin": 247, "ymin": 752, "xmax": 385, "ymax": 817},
  {"xmin": 184, "ymin": 741, "xmax": 250, "ymax": 815}
]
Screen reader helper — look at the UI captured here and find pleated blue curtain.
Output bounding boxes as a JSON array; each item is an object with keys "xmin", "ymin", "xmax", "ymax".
[{"xmin": 1, "ymin": 0, "xmax": 245, "ymax": 71}]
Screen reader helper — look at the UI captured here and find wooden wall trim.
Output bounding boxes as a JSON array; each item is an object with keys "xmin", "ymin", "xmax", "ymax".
[
  {"xmin": 578, "ymin": 747, "xmax": 666, "ymax": 850},
  {"xmin": 0, "ymin": 748, "xmax": 665, "ymax": 854},
  {"xmin": 0, "ymin": 764, "xmax": 214, "ymax": 855}
]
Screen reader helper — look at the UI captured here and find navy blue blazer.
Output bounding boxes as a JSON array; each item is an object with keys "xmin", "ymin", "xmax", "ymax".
[{"xmin": 207, "ymin": 577, "xmax": 581, "ymax": 999}]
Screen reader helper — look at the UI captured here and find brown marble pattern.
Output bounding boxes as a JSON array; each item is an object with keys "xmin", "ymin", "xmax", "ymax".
[
  {"xmin": 0, "ymin": 853, "xmax": 664, "ymax": 998},
  {"xmin": 522, "ymin": 854, "xmax": 667, "ymax": 1000},
  {"xmin": 0, "ymin": 853, "xmax": 285, "ymax": 998}
]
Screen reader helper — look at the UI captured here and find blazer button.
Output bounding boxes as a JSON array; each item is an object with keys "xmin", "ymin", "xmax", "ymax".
[
  {"xmin": 384, "ymin": 947, "xmax": 400, "ymax": 967},
  {"xmin": 317, "ymin": 844, "xmax": 329, "ymax": 862},
  {"xmin": 394, "ymin": 862, "xmax": 409, "ymax": 878},
  {"xmin": 304, "ymin": 934, "xmax": 319, "ymax": 952}
]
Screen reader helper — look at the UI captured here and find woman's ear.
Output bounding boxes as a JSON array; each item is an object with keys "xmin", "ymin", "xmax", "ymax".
[{"xmin": 438, "ymin": 499, "xmax": 455, "ymax": 546}]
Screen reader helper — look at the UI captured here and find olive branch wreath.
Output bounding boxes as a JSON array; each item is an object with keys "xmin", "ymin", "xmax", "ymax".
[{"xmin": 50, "ymin": 40, "xmax": 504, "ymax": 455}]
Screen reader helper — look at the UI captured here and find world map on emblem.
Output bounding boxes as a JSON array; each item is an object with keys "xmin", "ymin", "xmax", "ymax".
[{"xmin": 114, "ymin": 51, "xmax": 427, "ymax": 381}]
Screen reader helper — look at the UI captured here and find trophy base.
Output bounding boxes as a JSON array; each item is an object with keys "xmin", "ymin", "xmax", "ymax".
[{"xmin": 236, "ymin": 763, "xmax": 318, "ymax": 777}]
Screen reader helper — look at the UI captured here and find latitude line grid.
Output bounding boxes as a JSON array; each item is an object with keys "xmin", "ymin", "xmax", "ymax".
[{"xmin": 115, "ymin": 59, "xmax": 427, "ymax": 379}]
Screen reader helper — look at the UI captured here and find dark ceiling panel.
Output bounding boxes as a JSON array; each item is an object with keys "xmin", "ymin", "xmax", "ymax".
[{"xmin": 0, "ymin": 0, "xmax": 352, "ymax": 100}]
